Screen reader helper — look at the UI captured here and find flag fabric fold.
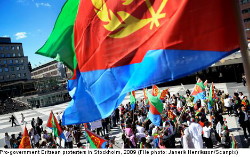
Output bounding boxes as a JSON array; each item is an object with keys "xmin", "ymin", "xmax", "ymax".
[
  {"xmin": 36, "ymin": 0, "xmax": 240, "ymax": 125},
  {"xmin": 85, "ymin": 129, "xmax": 107, "ymax": 148},
  {"xmin": 19, "ymin": 126, "xmax": 31, "ymax": 148},
  {"xmin": 47, "ymin": 111, "xmax": 65, "ymax": 139}
]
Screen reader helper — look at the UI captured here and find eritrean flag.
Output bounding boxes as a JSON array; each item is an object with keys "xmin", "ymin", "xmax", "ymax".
[
  {"xmin": 147, "ymin": 91, "xmax": 163, "ymax": 126},
  {"xmin": 47, "ymin": 111, "xmax": 65, "ymax": 139},
  {"xmin": 160, "ymin": 88, "xmax": 169, "ymax": 100},
  {"xmin": 143, "ymin": 88, "xmax": 149, "ymax": 105},
  {"xmin": 208, "ymin": 82, "xmax": 215, "ymax": 110},
  {"xmin": 130, "ymin": 91, "xmax": 136, "ymax": 110},
  {"xmin": 152, "ymin": 85, "xmax": 160, "ymax": 97},
  {"xmin": 36, "ymin": 0, "xmax": 239, "ymax": 125},
  {"xmin": 85, "ymin": 129, "xmax": 107, "ymax": 148},
  {"xmin": 19, "ymin": 126, "xmax": 31, "ymax": 148},
  {"xmin": 191, "ymin": 79, "xmax": 206, "ymax": 103}
]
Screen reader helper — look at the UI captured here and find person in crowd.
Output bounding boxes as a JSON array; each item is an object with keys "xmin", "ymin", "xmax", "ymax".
[
  {"xmin": 188, "ymin": 118, "xmax": 203, "ymax": 148},
  {"xmin": 203, "ymin": 121, "xmax": 213, "ymax": 148},
  {"xmin": 242, "ymin": 73, "xmax": 246, "ymax": 86},
  {"xmin": 9, "ymin": 134, "xmax": 16, "ymax": 148},
  {"xmin": 64, "ymin": 128, "xmax": 73, "ymax": 148},
  {"xmin": 56, "ymin": 112, "xmax": 62, "ymax": 126},
  {"xmin": 21, "ymin": 113, "xmax": 25, "ymax": 125},
  {"xmin": 4, "ymin": 133, "xmax": 11, "ymax": 148},
  {"xmin": 31, "ymin": 118, "xmax": 36, "ymax": 128},
  {"xmin": 9, "ymin": 115, "xmax": 17, "ymax": 127},
  {"xmin": 239, "ymin": 92, "xmax": 244, "ymax": 100},
  {"xmin": 238, "ymin": 106, "xmax": 250, "ymax": 141},
  {"xmin": 224, "ymin": 94, "xmax": 232, "ymax": 116},
  {"xmin": 124, "ymin": 123, "xmax": 136, "ymax": 148}
]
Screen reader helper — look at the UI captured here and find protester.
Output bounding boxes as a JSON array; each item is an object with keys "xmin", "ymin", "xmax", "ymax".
[
  {"xmin": 2, "ymin": 81, "xmax": 248, "ymax": 149},
  {"xmin": 238, "ymin": 106, "xmax": 250, "ymax": 140},
  {"xmin": 4, "ymin": 133, "xmax": 11, "ymax": 148},
  {"xmin": 9, "ymin": 115, "xmax": 17, "ymax": 127}
]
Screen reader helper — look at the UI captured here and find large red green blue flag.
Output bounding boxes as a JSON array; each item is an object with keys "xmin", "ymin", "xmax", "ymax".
[
  {"xmin": 85, "ymin": 129, "xmax": 107, "ymax": 148},
  {"xmin": 47, "ymin": 111, "xmax": 65, "ymax": 139},
  {"xmin": 36, "ymin": 0, "xmax": 239, "ymax": 124}
]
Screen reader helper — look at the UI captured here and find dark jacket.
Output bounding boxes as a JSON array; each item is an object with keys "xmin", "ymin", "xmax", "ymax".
[{"xmin": 238, "ymin": 111, "xmax": 248, "ymax": 125}]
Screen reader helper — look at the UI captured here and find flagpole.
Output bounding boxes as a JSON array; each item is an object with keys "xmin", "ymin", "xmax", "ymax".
[{"xmin": 234, "ymin": 0, "xmax": 250, "ymax": 97}]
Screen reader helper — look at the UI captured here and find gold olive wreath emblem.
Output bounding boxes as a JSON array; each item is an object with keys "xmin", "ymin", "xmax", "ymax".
[{"xmin": 91, "ymin": 0, "xmax": 168, "ymax": 38}]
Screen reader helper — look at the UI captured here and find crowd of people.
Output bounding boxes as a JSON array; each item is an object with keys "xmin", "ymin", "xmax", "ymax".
[
  {"xmin": 118, "ymin": 86, "xmax": 250, "ymax": 149},
  {"xmin": 3, "ymin": 84, "xmax": 250, "ymax": 149}
]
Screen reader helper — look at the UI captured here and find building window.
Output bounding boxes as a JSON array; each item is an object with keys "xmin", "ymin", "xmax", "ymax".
[
  {"xmin": 3, "ymin": 60, "xmax": 7, "ymax": 64},
  {"xmin": 6, "ymin": 75, "xmax": 9, "ymax": 79},
  {"xmin": 17, "ymin": 73, "xmax": 21, "ymax": 78},
  {"xmin": 13, "ymin": 53, "xmax": 16, "ymax": 57},
  {"xmin": 11, "ymin": 46, "xmax": 15, "ymax": 50},
  {"xmin": 4, "ymin": 67, "xmax": 8, "ymax": 72},
  {"xmin": 0, "ymin": 76, "xmax": 3, "ymax": 80},
  {"xmin": 16, "ymin": 67, "xmax": 20, "ymax": 71},
  {"xmin": 241, "ymin": 0, "xmax": 250, "ymax": 4},
  {"xmin": 0, "ymin": 68, "xmax": 2, "ymax": 72},
  {"xmin": 20, "ymin": 59, "xmax": 24, "ymax": 63},
  {"xmin": 11, "ymin": 74, "xmax": 15, "ymax": 78},
  {"xmin": 22, "ymin": 66, "xmax": 25, "ymax": 70},
  {"xmin": 11, "ymin": 67, "xmax": 14, "ymax": 71},
  {"xmin": 15, "ymin": 59, "xmax": 18, "ymax": 63},
  {"xmin": 18, "ymin": 53, "xmax": 21, "ymax": 57},
  {"xmin": 5, "ymin": 46, "xmax": 9, "ymax": 50},
  {"xmin": 9, "ymin": 60, "xmax": 13, "ymax": 64},
  {"xmin": 17, "ymin": 46, "xmax": 20, "ymax": 50},
  {"xmin": 0, "ymin": 46, "xmax": 3, "ymax": 51},
  {"xmin": 1, "ymin": 54, "xmax": 5, "ymax": 57},
  {"xmin": 244, "ymin": 18, "xmax": 250, "ymax": 23},
  {"xmin": 6, "ymin": 53, "xmax": 10, "ymax": 57},
  {"xmin": 23, "ymin": 73, "xmax": 27, "ymax": 77}
]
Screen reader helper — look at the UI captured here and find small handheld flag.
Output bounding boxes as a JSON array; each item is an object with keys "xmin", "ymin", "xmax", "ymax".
[
  {"xmin": 47, "ymin": 111, "xmax": 65, "ymax": 139},
  {"xmin": 85, "ymin": 129, "xmax": 107, "ymax": 148},
  {"xmin": 130, "ymin": 91, "xmax": 136, "ymax": 110},
  {"xmin": 147, "ymin": 92, "xmax": 163, "ymax": 126},
  {"xmin": 19, "ymin": 126, "xmax": 31, "ymax": 148}
]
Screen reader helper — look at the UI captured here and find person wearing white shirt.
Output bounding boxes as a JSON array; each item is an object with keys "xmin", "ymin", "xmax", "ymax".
[
  {"xmin": 177, "ymin": 98, "xmax": 183, "ymax": 110},
  {"xmin": 224, "ymin": 95, "xmax": 232, "ymax": 116},
  {"xmin": 239, "ymin": 92, "xmax": 244, "ymax": 100},
  {"xmin": 181, "ymin": 126, "xmax": 194, "ymax": 148},
  {"xmin": 64, "ymin": 128, "xmax": 73, "ymax": 148},
  {"xmin": 188, "ymin": 120, "xmax": 203, "ymax": 148},
  {"xmin": 152, "ymin": 126, "xmax": 159, "ymax": 135},
  {"xmin": 203, "ymin": 121, "xmax": 213, "ymax": 148},
  {"xmin": 136, "ymin": 123, "xmax": 146, "ymax": 141},
  {"xmin": 4, "ymin": 133, "xmax": 11, "ymax": 148},
  {"xmin": 56, "ymin": 112, "xmax": 62, "ymax": 125}
]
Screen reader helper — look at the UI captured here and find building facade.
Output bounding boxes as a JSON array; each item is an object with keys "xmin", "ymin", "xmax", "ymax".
[
  {"xmin": 241, "ymin": 0, "xmax": 250, "ymax": 39},
  {"xmin": 31, "ymin": 60, "xmax": 72, "ymax": 79},
  {"xmin": 0, "ymin": 37, "xmax": 31, "ymax": 83}
]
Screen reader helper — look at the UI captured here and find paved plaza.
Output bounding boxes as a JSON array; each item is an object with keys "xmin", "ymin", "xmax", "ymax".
[{"xmin": 0, "ymin": 82, "xmax": 249, "ymax": 148}]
